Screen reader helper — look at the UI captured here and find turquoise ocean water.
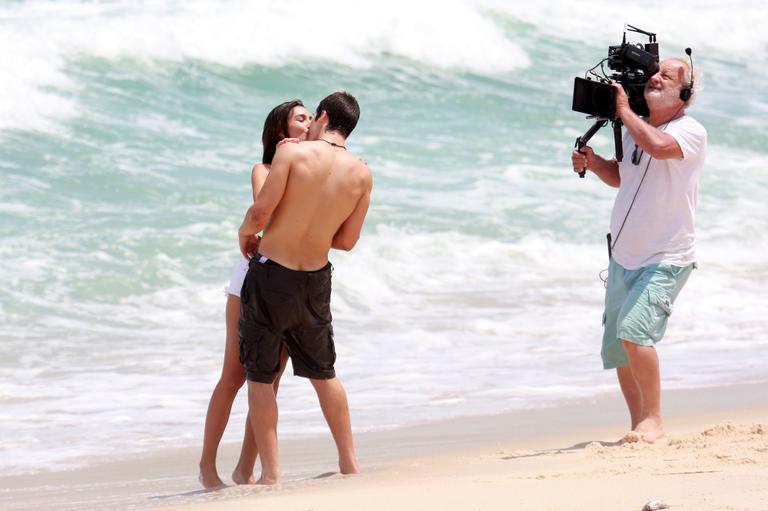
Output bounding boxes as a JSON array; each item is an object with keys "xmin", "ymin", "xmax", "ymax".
[{"xmin": 1, "ymin": 0, "xmax": 767, "ymax": 475}]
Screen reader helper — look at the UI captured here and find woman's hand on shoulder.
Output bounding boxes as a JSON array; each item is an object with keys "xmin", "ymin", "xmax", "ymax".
[{"xmin": 277, "ymin": 138, "xmax": 302, "ymax": 148}]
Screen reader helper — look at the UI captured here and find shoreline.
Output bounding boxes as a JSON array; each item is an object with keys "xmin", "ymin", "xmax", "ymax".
[{"xmin": 2, "ymin": 382, "xmax": 767, "ymax": 511}]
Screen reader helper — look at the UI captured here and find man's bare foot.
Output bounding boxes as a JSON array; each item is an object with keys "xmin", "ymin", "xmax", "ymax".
[
  {"xmin": 621, "ymin": 418, "xmax": 665, "ymax": 444},
  {"xmin": 198, "ymin": 463, "xmax": 226, "ymax": 490},
  {"xmin": 635, "ymin": 416, "xmax": 665, "ymax": 443},
  {"xmin": 231, "ymin": 468, "xmax": 257, "ymax": 485}
]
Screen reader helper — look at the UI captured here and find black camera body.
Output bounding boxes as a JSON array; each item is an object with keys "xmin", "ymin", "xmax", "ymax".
[
  {"xmin": 572, "ymin": 26, "xmax": 660, "ymax": 119},
  {"xmin": 571, "ymin": 25, "xmax": 660, "ymax": 176}
]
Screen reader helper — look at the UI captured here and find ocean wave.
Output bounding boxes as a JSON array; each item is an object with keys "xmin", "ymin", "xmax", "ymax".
[
  {"xmin": 0, "ymin": 0, "xmax": 528, "ymax": 132},
  {"xmin": 3, "ymin": 1, "xmax": 765, "ymax": 133},
  {"xmin": 481, "ymin": 0, "xmax": 768, "ymax": 59},
  {"xmin": 4, "ymin": 0, "xmax": 529, "ymax": 70}
]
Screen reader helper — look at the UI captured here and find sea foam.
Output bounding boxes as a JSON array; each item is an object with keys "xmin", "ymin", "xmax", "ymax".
[{"xmin": 1, "ymin": 0, "xmax": 528, "ymax": 133}]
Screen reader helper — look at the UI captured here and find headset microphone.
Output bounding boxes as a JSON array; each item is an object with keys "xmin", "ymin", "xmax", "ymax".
[{"xmin": 680, "ymin": 47, "xmax": 694, "ymax": 102}]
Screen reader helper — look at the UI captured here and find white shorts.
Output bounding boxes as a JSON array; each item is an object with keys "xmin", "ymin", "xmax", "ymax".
[{"xmin": 225, "ymin": 257, "xmax": 250, "ymax": 297}]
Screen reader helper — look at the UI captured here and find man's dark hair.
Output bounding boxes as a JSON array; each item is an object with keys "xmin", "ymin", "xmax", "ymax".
[
  {"xmin": 261, "ymin": 100, "xmax": 305, "ymax": 164},
  {"xmin": 316, "ymin": 91, "xmax": 360, "ymax": 138}
]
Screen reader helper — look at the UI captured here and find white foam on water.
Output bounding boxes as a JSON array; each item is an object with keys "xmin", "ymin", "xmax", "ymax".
[
  {"xmin": 0, "ymin": 26, "xmax": 77, "ymax": 132},
  {"xmin": 0, "ymin": 0, "xmax": 529, "ymax": 133},
  {"xmin": 482, "ymin": 0, "xmax": 768, "ymax": 60},
  {"xmin": 2, "ymin": 218, "xmax": 768, "ymax": 475}
]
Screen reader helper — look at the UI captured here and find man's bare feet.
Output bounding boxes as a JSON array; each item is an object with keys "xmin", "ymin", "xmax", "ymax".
[
  {"xmin": 198, "ymin": 463, "xmax": 226, "ymax": 490},
  {"xmin": 231, "ymin": 468, "xmax": 257, "ymax": 485}
]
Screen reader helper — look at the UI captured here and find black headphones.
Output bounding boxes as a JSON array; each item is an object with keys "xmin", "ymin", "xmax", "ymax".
[{"xmin": 680, "ymin": 47, "xmax": 695, "ymax": 102}]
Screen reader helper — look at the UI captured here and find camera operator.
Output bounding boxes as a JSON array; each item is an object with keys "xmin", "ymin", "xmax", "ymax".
[{"xmin": 571, "ymin": 58, "xmax": 707, "ymax": 443}]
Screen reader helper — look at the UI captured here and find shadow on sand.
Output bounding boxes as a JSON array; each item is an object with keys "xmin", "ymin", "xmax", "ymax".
[{"xmin": 501, "ymin": 439, "xmax": 623, "ymax": 460}]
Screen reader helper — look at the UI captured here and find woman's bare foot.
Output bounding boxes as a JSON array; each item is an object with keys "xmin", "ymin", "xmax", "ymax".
[
  {"xmin": 339, "ymin": 458, "xmax": 360, "ymax": 475},
  {"xmin": 198, "ymin": 463, "xmax": 226, "ymax": 490},
  {"xmin": 256, "ymin": 474, "xmax": 280, "ymax": 485},
  {"xmin": 232, "ymin": 467, "xmax": 257, "ymax": 485}
]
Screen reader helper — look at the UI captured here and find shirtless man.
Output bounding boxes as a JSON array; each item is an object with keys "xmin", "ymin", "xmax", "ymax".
[{"xmin": 237, "ymin": 91, "xmax": 372, "ymax": 484}]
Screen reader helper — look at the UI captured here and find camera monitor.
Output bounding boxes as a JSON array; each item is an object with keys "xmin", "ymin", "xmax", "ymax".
[{"xmin": 572, "ymin": 77, "xmax": 616, "ymax": 119}]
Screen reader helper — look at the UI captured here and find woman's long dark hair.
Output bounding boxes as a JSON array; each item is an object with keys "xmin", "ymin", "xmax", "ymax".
[{"xmin": 261, "ymin": 100, "xmax": 305, "ymax": 164}]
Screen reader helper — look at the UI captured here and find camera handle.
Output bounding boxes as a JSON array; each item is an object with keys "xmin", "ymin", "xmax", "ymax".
[
  {"xmin": 574, "ymin": 118, "xmax": 609, "ymax": 178},
  {"xmin": 612, "ymin": 119, "xmax": 624, "ymax": 162},
  {"xmin": 574, "ymin": 118, "xmax": 625, "ymax": 178}
]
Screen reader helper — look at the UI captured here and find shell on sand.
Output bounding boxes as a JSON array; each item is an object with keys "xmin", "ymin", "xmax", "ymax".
[{"xmin": 642, "ymin": 499, "xmax": 669, "ymax": 510}]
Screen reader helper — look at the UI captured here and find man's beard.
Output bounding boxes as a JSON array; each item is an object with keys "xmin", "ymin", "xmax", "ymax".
[{"xmin": 645, "ymin": 86, "xmax": 680, "ymax": 111}]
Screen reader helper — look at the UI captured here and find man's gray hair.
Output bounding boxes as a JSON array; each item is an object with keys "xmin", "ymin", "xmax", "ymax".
[{"xmin": 670, "ymin": 57, "xmax": 702, "ymax": 108}]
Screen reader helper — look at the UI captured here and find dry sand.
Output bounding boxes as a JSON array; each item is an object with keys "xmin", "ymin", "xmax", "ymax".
[
  {"xmin": 164, "ymin": 412, "xmax": 768, "ymax": 511},
  {"xmin": 2, "ymin": 383, "xmax": 767, "ymax": 511}
]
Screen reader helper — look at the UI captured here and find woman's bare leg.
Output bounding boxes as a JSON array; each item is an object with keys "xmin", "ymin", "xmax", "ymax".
[{"xmin": 199, "ymin": 295, "xmax": 246, "ymax": 489}]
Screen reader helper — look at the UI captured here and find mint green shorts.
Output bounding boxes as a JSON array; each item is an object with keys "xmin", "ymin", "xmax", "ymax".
[{"xmin": 601, "ymin": 258, "xmax": 694, "ymax": 369}]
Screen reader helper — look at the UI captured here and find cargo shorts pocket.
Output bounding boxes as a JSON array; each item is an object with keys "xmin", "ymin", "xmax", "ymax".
[
  {"xmin": 237, "ymin": 318, "xmax": 278, "ymax": 373},
  {"xmin": 649, "ymin": 290, "xmax": 673, "ymax": 317},
  {"xmin": 644, "ymin": 289, "xmax": 673, "ymax": 343},
  {"xmin": 238, "ymin": 318, "xmax": 258, "ymax": 366}
]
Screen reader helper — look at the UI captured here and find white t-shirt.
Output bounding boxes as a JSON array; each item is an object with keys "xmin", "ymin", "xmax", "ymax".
[{"xmin": 610, "ymin": 115, "xmax": 707, "ymax": 270}]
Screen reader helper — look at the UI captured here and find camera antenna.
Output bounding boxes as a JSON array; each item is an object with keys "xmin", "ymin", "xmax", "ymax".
[{"xmin": 626, "ymin": 24, "xmax": 656, "ymax": 42}]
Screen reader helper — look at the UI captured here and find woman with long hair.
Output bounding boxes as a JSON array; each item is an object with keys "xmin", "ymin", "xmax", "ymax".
[{"xmin": 199, "ymin": 100, "xmax": 312, "ymax": 489}]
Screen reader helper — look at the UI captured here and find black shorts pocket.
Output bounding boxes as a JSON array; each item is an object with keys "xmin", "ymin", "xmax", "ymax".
[
  {"xmin": 238, "ymin": 318, "xmax": 260, "ymax": 366},
  {"xmin": 256, "ymin": 286, "xmax": 296, "ymax": 330}
]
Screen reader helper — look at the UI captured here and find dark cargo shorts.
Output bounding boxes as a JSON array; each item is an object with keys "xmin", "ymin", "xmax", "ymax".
[{"xmin": 238, "ymin": 255, "xmax": 336, "ymax": 383}]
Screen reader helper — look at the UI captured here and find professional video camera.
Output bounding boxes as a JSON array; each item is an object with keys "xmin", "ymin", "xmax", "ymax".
[{"xmin": 571, "ymin": 25, "xmax": 660, "ymax": 177}]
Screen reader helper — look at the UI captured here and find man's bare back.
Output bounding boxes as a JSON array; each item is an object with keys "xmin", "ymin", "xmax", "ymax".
[{"xmin": 240, "ymin": 139, "xmax": 371, "ymax": 271}]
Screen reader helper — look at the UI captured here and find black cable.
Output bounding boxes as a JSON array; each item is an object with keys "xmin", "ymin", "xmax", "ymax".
[
  {"xmin": 586, "ymin": 59, "xmax": 609, "ymax": 81},
  {"xmin": 599, "ymin": 60, "xmax": 609, "ymax": 80},
  {"xmin": 610, "ymin": 149, "xmax": 653, "ymax": 253}
]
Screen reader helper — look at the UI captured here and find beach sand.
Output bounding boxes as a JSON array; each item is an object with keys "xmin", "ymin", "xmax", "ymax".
[{"xmin": 2, "ymin": 383, "xmax": 766, "ymax": 511}]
